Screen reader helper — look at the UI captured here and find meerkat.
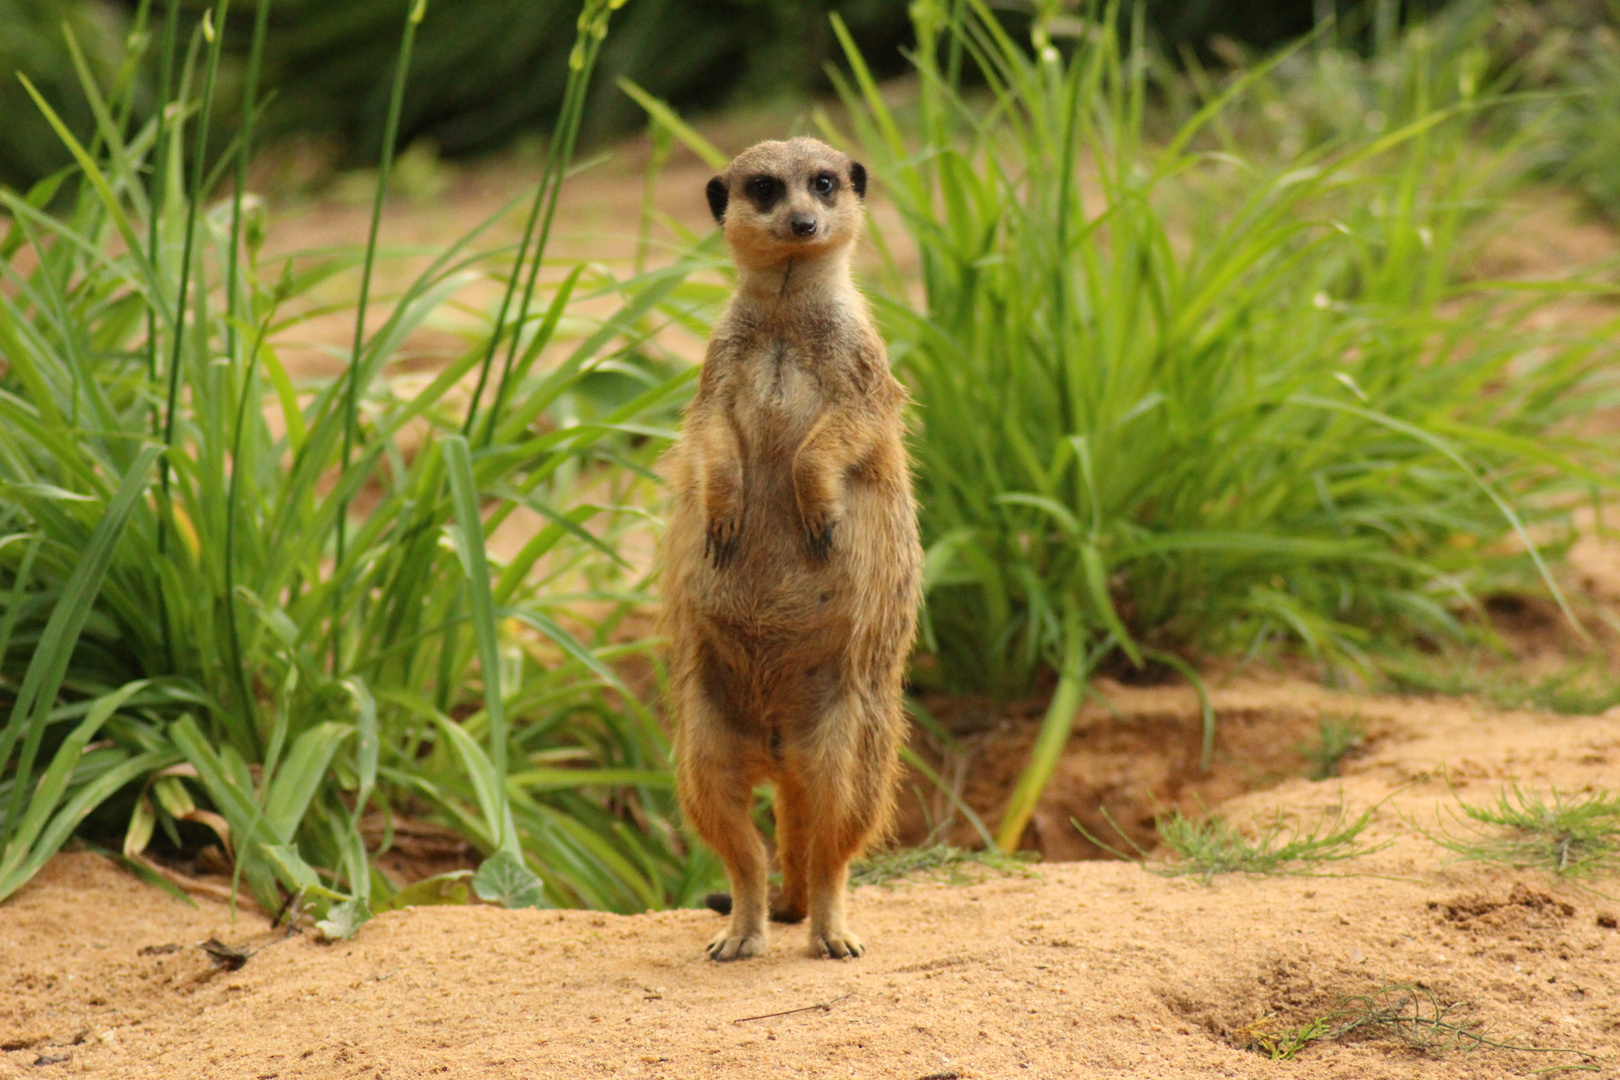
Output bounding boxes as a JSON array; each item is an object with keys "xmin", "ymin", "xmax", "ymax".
[{"xmin": 658, "ymin": 137, "xmax": 921, "ymax": 961}]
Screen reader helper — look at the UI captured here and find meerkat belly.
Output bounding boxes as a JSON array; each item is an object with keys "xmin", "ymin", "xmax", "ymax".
[
  {"xmin": 697, "ymin": 400, "xmax": 861, "ymax": 652},
  {"xmin": 720, "ymin": 429, "xmax": 847, "ymax": 617}
]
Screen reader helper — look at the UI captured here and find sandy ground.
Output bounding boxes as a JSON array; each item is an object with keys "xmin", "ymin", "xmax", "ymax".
[{"xmin": 4, "ymin": 675, "xmax": 1619, "ymax": 1079}]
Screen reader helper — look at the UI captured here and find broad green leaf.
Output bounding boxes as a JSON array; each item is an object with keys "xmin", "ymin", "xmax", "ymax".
[
  {"xmin": 472, "ymin": 849, "xmax": 546, "ymax": 910},
  {"xmin": 263, "ymin": 723, "xmax": 351, "ymax": 844},
  {"xmin": 375, "ymin": 871, "xmax": 473, "ymax": 912},
  {"xmin": 316, "ymin": 899, "xmax": 373, "ymax": 941}
]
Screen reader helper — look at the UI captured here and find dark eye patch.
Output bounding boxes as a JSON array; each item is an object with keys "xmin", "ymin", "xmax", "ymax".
[
  {"xmin": 812, "ymin": 172, "xmax": 838, "ymax": 198},
  {"xmin": 745, "ymin": 174, "xmax": 784, "ymax": 211}
]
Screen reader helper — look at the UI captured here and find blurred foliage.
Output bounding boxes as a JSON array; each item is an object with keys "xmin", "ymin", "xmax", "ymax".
[
  {"xmin": 164, "ymin": 0, "xmax": 920, "ymax": 166},
  {"xmin": 1, "ymin": 0, "xmax": 1491, "ymax": 188},
  {"xmin": 0, "ymin": 0, "xmax": 130, "ymax": 191},
  {"xmin": 1486, "ymin": 0, "xmax": 1620, "ymax": 220}
]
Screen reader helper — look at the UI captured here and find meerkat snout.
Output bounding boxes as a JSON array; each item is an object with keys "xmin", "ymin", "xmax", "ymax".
[{"xmin": 790, "ymin": 215, "xmax": 818, "ymax": 238}]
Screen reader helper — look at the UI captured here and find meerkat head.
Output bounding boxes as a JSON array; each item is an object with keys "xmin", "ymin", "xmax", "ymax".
[{"xmin": 705, "ymin": 137, "xmax": 867, "ymax": 274}]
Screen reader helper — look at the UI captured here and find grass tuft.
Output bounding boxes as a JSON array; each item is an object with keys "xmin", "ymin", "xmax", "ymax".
[
  {"xmin": 1240, "ymin": 981, "xmax": 1596, "ymax": 1064},
  {"xmin": 849, "ymin": 844, "xmax": 1038, "ymax": 889},
  {"xmin": 1297, "ymin": 715, "xmax": 1367, "ymax": 780},
  {"xmin": 0, "ymin": 0, "xmax": 716, "ymax": 916},
  {"xmin": 1086, "ymin": 802, "xmax": 1390, "ymax": 885},
  {"xmin": 1424, "ymin": 783, "xmax": 1620, "ymax": 881},
  {"xmin": 1385, "ymin": 656, "xmax": 1620, "ymax": 717},
  {"xmin": 826, "ymin": 0, "xmax": 1620, "ymax": 851}
]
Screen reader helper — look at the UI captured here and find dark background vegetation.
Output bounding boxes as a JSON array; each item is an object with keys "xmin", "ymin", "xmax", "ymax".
[{"xmin": 1, "ymin": 0, "xmax": 1466, "ymax": 191}]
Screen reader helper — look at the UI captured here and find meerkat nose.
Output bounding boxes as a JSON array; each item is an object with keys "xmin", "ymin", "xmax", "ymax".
[{"xmin": 790, "ymin": 216, "xmax": 818, "ymax": 238}]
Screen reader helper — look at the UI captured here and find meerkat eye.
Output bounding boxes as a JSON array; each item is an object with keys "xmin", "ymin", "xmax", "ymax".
[
  {"xmin": 748, "ymin": 176, "xmax": 778, "ymax": 203},
  {"xmin": 813, "ymin": 174, "xmax": 836, "ymax": 194}
]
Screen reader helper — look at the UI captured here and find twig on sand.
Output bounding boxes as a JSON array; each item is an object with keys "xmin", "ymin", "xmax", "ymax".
[{"xmin": 732, "ymin": 992, "xmax": 852, "ymax": 1024}]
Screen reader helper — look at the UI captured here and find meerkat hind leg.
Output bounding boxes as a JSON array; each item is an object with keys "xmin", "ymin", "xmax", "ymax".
[
  {"xmin": 802, "ymin": 719, "xmax": 890, "ymax": 959},
  {"xmin": 695, "ymin": 779, "xmax": 769, "ymax": 961},
  {"xmin": 808, "ymin": 827, "xmax": 865, "ymax": 959},
  {"xmin": 677, "ymin": 708, "xmax": 770, "ymax": 960}
]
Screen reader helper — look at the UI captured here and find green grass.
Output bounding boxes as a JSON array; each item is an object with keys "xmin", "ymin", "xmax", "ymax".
[
  {"xmin": 1240, "ymin": 981, "xmax": 1595, "ymax": 1063},
  {"xmin": 819, "ymin": 0, "xmax": 1618, "ymax": 849},
  {"xmin": 1424, "ymin": 783, "xmax": 1620, "ymax": 881},
  {"xmin": 849, "ymin": 843, "xmax": 1037, "ymax": 888},
  {"xmin": 0, "ymin": 0, "xmax": 724, "ymax": 920},
  {"xmin": 1384, "ymin": 654, "xmax": 1620, "ymax": 716},
  {"xmin": 1085, "ymin": 802, "xmax": 1390, "ymax": 884},
  {"xmin": 1298, "ymin": 715, "xmax": 1367, "ymax": 780}
]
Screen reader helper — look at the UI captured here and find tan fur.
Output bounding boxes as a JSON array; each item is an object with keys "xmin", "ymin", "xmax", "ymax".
[{"xmin": 658, "ymin": 138, "xmax": 921, "ymax": 961}]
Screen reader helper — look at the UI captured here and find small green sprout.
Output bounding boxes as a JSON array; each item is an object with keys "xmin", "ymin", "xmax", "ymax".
[{"xmin": 1426, "ymin": 783, "xmax": 1620, "ymax": 881}]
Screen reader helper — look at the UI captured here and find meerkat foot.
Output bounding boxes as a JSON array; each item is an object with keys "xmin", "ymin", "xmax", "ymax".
[
  {"xmin": 706, "ymin": 929, "xmax": 766, "ymax": 961},
  {"xmin": 809, "ymin": 929, "xmax": 863, "ymax": 959}
]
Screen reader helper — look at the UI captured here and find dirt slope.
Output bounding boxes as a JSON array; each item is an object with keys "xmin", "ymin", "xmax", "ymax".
[{"xmin": 4, "ymin": 679, "xmax": 1618, "ymax": 1080}]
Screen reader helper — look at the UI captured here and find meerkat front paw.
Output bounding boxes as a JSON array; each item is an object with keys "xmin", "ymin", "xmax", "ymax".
[
  {"xmin": 707, "ymin": 929, "xmax": 766, "ymax": 961},
  {"xmin": 705, "ymin": 516, "xmax": 741, "ymax": 569},
  {"xmin": 809, "ymin": 929, "xmax": 864, "ymax": 959},
  {"xmin": 802, "ymin": 511, "xmax": 837, "ymax": 561}
]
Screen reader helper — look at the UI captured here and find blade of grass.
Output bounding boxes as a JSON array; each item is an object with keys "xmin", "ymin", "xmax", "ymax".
[{"xmin": 334, "ymin": 0, "xmax": 425, "ymax": 671}]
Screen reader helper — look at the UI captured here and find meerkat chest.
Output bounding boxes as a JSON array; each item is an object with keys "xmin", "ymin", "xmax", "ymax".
[{"xmin": 731, "ymin": 336, "xmax": 828, "ymax": 443}]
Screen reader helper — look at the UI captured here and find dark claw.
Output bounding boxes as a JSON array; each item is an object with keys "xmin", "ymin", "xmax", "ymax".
[
  {"xmin": 806, "ymin": 518, "xmax": 835, "ymax": 561},
  {"xmin": 706, "ymin": 519, "xmax": 740, "ymax": 569}
]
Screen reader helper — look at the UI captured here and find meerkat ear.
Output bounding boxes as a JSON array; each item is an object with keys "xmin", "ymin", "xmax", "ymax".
[
  {"xmin": 849, "ymin": 162, "xmax": 867, "ymax": 199},
  {"xmin": 706, "ymin": 176, "xmax": 728, "ymax": 223}
]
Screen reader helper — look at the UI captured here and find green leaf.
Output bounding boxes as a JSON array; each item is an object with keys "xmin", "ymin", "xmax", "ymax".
[
  {"xmin": 432, "ymin": 714, "xmax": 517, "ymax": 854},
  {"xmin": 346, "ymin": 677, "xmax": 379, "ymax": 810},
  {"xmin": 262, "ymin": 843, "xmax": 347, "ymax": 902},
  {"xmin": 472, "ymin": 849, "xmax": 546, "ymax": 909},
  {"xmin": 374, "ymin": 871, "xmax": 473, "ymax": 912},
  {"xmin": 1081, "ymin": 544, "xmax": 1141, "ymax": 668},
  {"xmin": 124, "ymin": 792, "xmax": 156, "ymax": 858},
  {"xmin": 615, "ymin": 79, "xmax": 728, "ymax": 168},
  {"xmin": 316, "ymin": 899, "xmax": 373, "ymax": 941},
  {"xmin": 442, "ymin": 434, "xmax": 516, "ymax": 854},
  {"xmin": 262, "ymin": 723, "xmax": 351, "ymax": 844}
]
